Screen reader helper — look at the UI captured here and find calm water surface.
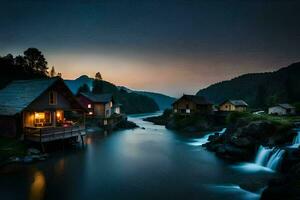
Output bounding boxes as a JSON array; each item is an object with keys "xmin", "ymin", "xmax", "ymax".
[{"xmin": 0, "ymin": 112, "xmax": 274, "ymax": 200}]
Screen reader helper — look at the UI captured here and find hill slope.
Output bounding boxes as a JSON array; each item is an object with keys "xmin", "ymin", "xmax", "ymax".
[
  {"xmin": 135, "ymin": 91, "xmax": 176, "ymax": 110},
  {"xmin": 65, "ymin": 76, "xmax": 159, "ymax": 114},
  {"xmin": 196, "ymin": 62, "xmax": 300, "ymax": 108}
]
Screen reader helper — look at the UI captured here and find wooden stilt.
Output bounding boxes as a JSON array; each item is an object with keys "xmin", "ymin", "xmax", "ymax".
[
  {"xmin": 80, "ymin": 135, "xmax": 84, "ymax": 147},
  {"xmin": 40, "ymin": 142, "xmax": 45, "ymax": 153}
]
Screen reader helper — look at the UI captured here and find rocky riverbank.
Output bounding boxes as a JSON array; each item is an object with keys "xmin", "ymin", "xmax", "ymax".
[
  {"xmin": 203, "ymin": 119, "xmax": 295, "ymax": 162},
  {"xmin": 200, "ymin": 112, "xmax": 300, "ymax": 200},
  {"xmin": 144, "ymin": 109, "xmax": 226, "ymax": 133}
]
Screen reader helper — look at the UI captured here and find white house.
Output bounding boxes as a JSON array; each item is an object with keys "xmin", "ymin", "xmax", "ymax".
[{"xmin": 268, "ymin": 104, "xmax": 296, "ymax": 115}]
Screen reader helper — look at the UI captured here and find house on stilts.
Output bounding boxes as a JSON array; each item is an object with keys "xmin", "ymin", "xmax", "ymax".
[{"xmin": 0, "ymin": 77, "xmax": 86, "ymax": 149}]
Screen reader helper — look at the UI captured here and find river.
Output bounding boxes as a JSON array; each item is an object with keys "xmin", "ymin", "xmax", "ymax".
[{"xmin": 0, "ymin": 112, "xmax": 275, "ymax": 200}]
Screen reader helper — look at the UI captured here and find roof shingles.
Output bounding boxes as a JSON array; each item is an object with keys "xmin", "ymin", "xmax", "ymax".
[{"xmin": 0, "ymin": 78, "xmax": 59, "ymax": 116}]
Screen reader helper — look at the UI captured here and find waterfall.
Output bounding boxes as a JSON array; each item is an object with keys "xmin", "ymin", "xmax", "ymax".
[
  {"xmin": 291, "ymin": 129, "xmax": 300, "ymax": 147},
  {"xmin": 255, "ymin": 146, "xmax": 274, "ymax": 166},
  {"xmin": 254, "ymin": 146, "xmax": 285, "ymax": 171},
  {"xmin": 188, "ymin": 128, "xmax": 227, "ymax": 146},
  {"xmin": 266, "ymin": 149, "xmax": 285, "ymax": 170}
]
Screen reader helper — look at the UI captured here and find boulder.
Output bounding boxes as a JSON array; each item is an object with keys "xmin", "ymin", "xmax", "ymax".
[{"xmin": 261, "ymin": 163, "xmax": 300, "ymax": 200}]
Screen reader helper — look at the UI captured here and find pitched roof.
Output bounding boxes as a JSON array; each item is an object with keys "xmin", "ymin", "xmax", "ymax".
[
  {"xmin": 79, "ymin": 92, "xmax": 113, "ymax": 103},
  {"xmin": 173, "ymin": 95, "xmax": 212, "ymax": 105},
  {"xmin": 0, "ymin": 78, "xmax": 60, "ymax": 116},
  {"xmin": 221, "ymin": 100, "xmax": 248, "ymax": 107},
  {"xmin": 278, "ymin": 103, "xmax": 295, "ymax": 109}
]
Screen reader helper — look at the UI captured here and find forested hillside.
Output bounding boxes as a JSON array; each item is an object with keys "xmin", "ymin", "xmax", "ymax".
[{"xmin": 197, "ymin": 62, "xmax": 300, "ymax": 108}]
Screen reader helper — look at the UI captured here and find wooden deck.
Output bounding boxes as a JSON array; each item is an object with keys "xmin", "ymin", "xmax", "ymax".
[{"xmin": 24, "ymin": 125, "xmax": 86, "ymax": 143}]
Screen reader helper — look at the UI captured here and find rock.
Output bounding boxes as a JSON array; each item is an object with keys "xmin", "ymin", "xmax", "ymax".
[
  {"xmin": 114, "ymin": 120, "xmax": 139, "ymax": 130},
  {"xmin": 230, "ymin": 137, "xmax": 253, "ymax": 148},
  {"xmin": 261, "ymin": 163, "xmax": 300, "ymax": 200},
  {"xmin": 205, "ymin": 119, "xmax": 294, "ymax": 162},
  {"xmin": 213, "ymin": 144, "xmax": 252, "ymax": 161}
]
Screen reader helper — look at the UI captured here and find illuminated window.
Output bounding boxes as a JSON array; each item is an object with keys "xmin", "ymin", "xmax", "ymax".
[
  {"xmin": 49, "ymin": 91, "xmax": 57, "ymax": 105},
  {"xmin": 110, "ymin": 101, "xmax": 113, "ymax": 107},
  {"xmin": 56, "ymin": 110, "xmax": 63, "ymax": 122},
  {"xmin": 88, "ymin": 104, "xmax": 91, "ymax": 108},
  {"xmin": 34, "ymin": 112, "xmax": 51, "ymax": 126}
]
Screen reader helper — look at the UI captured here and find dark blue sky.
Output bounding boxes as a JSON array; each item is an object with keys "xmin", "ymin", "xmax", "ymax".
[{"xmin": 1, "ymin": 0, "xmax": 300, "ymax": 96}]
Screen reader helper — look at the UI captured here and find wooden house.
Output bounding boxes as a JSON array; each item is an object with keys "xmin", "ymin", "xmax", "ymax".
[
  {"xmin": 0, "ymin": 78, "xmax": 86, "ymax": 144},
  {"xmin": 77, "ymin": 92, "xmax": 121, "ymax": 118},
  {"xmin": 172, "ymin": 95, "xmax": 213, "ymax": 115},
  {"xmin": 268, "ymin": 104, "xmax": 296, "ymax": 115},
  {"xmin": 219, "ymin": 100, "xmax": 248, "ymax": 112}
]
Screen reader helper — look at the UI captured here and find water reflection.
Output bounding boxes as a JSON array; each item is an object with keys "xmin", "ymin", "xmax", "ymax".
[
  {"xmin": 0, "ymin": 112, "xmax": 274, "ymax": 200},
  {"xmin": 29, "ymin": 171, "xmax": 46, "ymax": 200},
  {"xmin": 54, "ymin": 159, "xmax": 65, "ymax": 175}
]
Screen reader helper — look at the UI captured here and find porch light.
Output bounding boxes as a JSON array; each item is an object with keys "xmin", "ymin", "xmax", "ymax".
[
  {"xmin": 88, "ymin": 111, "xmax": 93, "ymax": 115},
  {"xmin": 56, "ymin": 112, "xmax": 61, "ymax": 118}
]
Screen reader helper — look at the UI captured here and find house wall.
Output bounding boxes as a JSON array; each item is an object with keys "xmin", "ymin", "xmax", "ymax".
[
  {"xmin": 23, "ymin": 111, "xmax": 35, "ymax": 127},
  {"xmin": 94, "ymin": 103, "xmax": 105, "ymax": 116},
  {"xmin": 173, "ymin": 99, "xmax": 197, "ymax": 114},
  {"xmin": 219, "ymin": 102, "xmax": 247, "ymax": 112},
  {"xmin": 77, "ymin": 95, "xmax": 112, "ymax": 117},
  {"xmin": 26, "ymin": 88, "xmax": 72, "ymax": 111},
  {"xmin": 173, "ymin": 99, "xmax": 212, "ymax": 114},
  {"xmin": 104, "ymin": 101, "xmax": 112, "ymax": 118},
  {"xmin": 219, "ymin": 102, "xmax": 236, "ymax": 111},
  {"xmin": 235, "ymin": 106, "xmax": 247, "ymax": 112},
  {"xmin": 77, "ymin": 95, "xmax": 93, "ymax": 109},
  {"xmin": 268, "ymin": 106, "xmax": 289, "ymax": 115}
]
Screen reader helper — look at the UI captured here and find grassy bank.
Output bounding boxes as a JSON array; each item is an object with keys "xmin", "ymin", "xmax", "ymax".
[{"xmin": 226, "ymin": 112, "xmax": 295, "ymax": 133}]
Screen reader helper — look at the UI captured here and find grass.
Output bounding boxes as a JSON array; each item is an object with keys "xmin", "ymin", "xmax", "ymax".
[
  {"xmin": 0, "ymin": 137, "xmax": 27, "ymax": 162},
  {"xmin": 226, "ymin": 111, "xmax": 295, "ymax": 132}
]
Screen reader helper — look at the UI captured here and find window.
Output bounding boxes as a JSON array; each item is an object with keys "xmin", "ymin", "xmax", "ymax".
[
  {"xmin": 49, "ymin": 91, "xmax": 57, "ymax": 105},
  {"xmin": 88, "ymin": 104, "xmax": 91, "ymax": 108},
  {"xmin": 34, "ymin": 112, "xmax": 51, "ymax": 126}
]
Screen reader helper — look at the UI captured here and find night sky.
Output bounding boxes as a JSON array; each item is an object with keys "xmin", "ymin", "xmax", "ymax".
[{"xmin": 1, "ymin": 0, "xmax": 300, "ymax": 97}]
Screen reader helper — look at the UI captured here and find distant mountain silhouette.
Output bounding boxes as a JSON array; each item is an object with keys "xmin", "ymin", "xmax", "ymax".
[
  {"xmin": 116, "ymin": 86, "xmax": 176, "ymax": 110},
  {"xmin": 196, "ymin": 62, "xmax": 300, "ymax": 108},
  {"xmin": 65, "ymin": 76, "xmax": 159, "ymax": 114},
  {"xmin": 134, "ymin": 91, "xmax": 176, "ymax": 110}
]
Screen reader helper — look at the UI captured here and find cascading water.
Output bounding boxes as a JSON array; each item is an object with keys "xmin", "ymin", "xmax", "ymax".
[
  {"xmin": 255, "ymin": 146, "xmax": 274, "ymax": 166},
  {"xmin": 188, "ymin": 128, "xmax": 227, "ymax": 146},
  {"xmin": 266, "ymin": 149, "xmax": 285, "ymax": 170},
  {"xmin": 254, "ymin": 146, "xmax": 285, "ymax": 171},
  {"xmin": 291, "ymin": 129, "xmax": 300, "ymax": 148}
]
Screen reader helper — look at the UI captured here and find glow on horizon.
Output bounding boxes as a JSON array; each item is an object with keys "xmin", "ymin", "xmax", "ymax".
[{"xmin": 46, "ymin": 52, "xmax": 292, "ymax": 97}]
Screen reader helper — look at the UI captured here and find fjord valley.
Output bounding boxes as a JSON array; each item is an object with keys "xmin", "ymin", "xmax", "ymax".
[
  {"xmin": 1, "ymin": 0, "xmax": 300, "ymax": 199},
  {"xmin": 1, "ymin": 48, "xmax": 300, "ymax": 200}
]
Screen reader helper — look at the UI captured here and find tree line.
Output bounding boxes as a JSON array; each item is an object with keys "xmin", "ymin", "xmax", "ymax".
[{"xmin": 0, "ymin": 48, "xmax": 61, "ymax": 88}]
